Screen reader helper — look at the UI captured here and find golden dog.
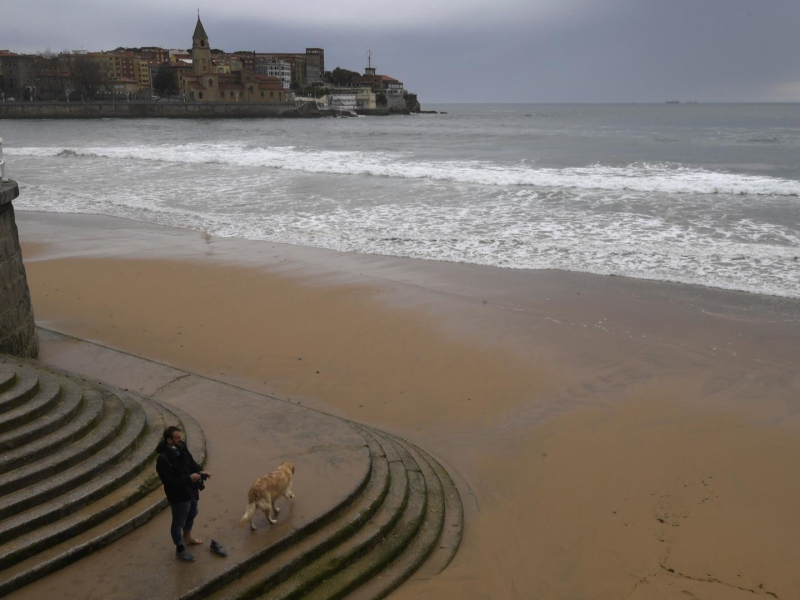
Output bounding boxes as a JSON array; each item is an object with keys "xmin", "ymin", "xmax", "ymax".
[{"xmin": 240, "ymin": 462, "xmax": 295, "ymax": 529}]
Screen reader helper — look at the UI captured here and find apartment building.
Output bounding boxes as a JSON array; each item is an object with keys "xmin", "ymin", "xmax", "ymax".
[
  {"xmin": 133, "ymin": 59, "xmax": 150, "ymax": 89},
  {"xmin": 255, "ymin": 57, "xmax": 291, "ymax": 89},
  {"xmin": 263, "ymin": 48, "xmax": 325, "ymax": 87},
  {"xmin": 0, "ymin": 54, "xmax": 36, "ymax": 98}
]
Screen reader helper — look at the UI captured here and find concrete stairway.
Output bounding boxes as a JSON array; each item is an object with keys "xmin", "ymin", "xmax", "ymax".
[
  {"xmin": 0, "ymin": 356, "xmax": 206, "ymax": 596},
  {"xmin": 183, "ymin": 423, "xmax": 463, "ymax": 600},
  {"xmin": 0, "ymin": 351, "xmax": 464, "ymax": 599}
]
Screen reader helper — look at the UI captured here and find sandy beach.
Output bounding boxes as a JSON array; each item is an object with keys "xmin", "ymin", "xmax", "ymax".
[{"xmin": 15, "ymin": 210, "xmax": 800, "ymax": 600}]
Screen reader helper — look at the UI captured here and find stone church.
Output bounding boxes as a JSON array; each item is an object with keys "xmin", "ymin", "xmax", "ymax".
[{"xmin": 182, "ymin": 17, "xmax": 290, "ymax": 103}]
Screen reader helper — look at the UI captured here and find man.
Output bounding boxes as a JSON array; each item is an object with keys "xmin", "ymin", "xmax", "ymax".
[{"xmin": 156, "ymin": 425, "xmax": 211, "ymax": 562}]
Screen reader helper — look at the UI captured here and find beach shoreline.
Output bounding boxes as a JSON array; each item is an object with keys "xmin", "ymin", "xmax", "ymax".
[{"xmin": 15, "ymin": 210, "xmax": 800, "ymax": 599}]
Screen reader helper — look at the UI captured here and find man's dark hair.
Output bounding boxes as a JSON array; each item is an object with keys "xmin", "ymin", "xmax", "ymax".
[{"xmin": 163, "ymin": 425, "xmax": 182, "ymax": 442}]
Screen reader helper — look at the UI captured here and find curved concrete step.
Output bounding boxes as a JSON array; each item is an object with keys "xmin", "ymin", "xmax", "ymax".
[
  {"xmin": 185, "ymin": 421, "xmax": 461, "ymax": 600},
  {"xmin": 294, "ymin": 468, "xmax": 427, "ymax": 600},
  {"xmin": 397, "ymin": 438, "xmax": 463, "ymax": 579},
  {"xmin": 0, "ymin": 396, "xmax": 146, "ymax": 522},
  {"xmin": 182, "ymin": 430, "xmax": 376, "ymax": 600},
  {"xmin": 345, "ymin": 433, "xmax": 446, "ymax": 600},
  {"xmin": 0, "ymin": 479, "xmax": 167, "ymax": 596},
  {"xmin": 0, "ymin": 372, "xmax": 60, "ymax": 435},
  {"xmin": 0, "ymin": 369, "xmax": 38, "ymax": 415},
  {"xmin": 0, "ymin": 396, "xmax": 157, "ymax": 541},
  {"xmin": 0, "ymin": 368, "xmax": 16, "ymax": 395},
  {"xmin": 0, "ymin": 396, "xmax": 206, "ymax": 595},
  {"xmin": 254, "ymin": 429, "xmax": 424, "ymax": 600},
  {"xmin": 0, "ymin": 388, "xmax": 125, "ymax": 495},
  {"xmin": 0, "ymin": 350, "xmax": 463, "ymax": 600},
  {"xmin": 0, "ymin": 468, "xmax": 162, "ymax": 572},
  {"xmin": 263, "ymin": 437, "xmax": 412, "ymax": 600},
  {"xmin": 190, "ymin": 428, "xmax": 387, "ymax": 600},
  {"xmin": 0, "ymin": 380, "xmax": 84, "ymax": 455},
  {"xmin": 0, "ymin": 386, "xmax": 103, "ymax": 475}
]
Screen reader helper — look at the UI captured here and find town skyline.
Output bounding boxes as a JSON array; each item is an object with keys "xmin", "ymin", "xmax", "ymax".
[
  {"xmin": 1, "ymin": 16, "xmax": 416, "ymax": 116},
  {"xmin": 2, "ymin": 0, "xmax": 800, "ymax": 103}
]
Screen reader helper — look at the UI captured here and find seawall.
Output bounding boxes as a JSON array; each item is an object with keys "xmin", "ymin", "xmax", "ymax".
[
  {"xmin": 0, "ymin": 180, "xmax": 38, "ymax": 358},
  {"xmin": 0, "ymin": 101, "xmax": 318, "ymax": 119}
]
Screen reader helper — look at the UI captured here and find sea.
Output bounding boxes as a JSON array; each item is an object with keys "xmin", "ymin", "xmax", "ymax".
[{"xmin": 2, "ymin": 103, "xmax": 799, "ymax": 298}]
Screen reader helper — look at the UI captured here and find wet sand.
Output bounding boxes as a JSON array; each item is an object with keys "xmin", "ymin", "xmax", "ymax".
[{"xmin": 16, "ymin": 211, "xmax": 800, "ymax": 600}]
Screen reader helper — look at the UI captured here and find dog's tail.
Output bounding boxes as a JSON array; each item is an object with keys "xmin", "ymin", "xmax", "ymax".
[{"xmin": 240, "ymin": 502, "xmax": 256, "ymax": 528}]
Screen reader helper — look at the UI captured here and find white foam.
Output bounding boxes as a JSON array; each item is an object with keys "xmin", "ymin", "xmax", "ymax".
[
  {"xmin": 9, "ymin": 143, "xmax": 800, "ymax": 300},
  {"xmin": 8, "ymin": 143, "xmax": 800, "ymax": 197}
]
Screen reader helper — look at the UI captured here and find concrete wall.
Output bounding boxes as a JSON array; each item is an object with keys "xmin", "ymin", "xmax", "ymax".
[
  {"xmin": 0, "ymin": 101, "xmax": 319, "ymax": 119},
  {"xmin": 0, "ymin": 180, "xmax": 38, "ymax": 358}
]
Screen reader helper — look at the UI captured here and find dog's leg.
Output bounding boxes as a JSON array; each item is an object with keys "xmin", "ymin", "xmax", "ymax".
[
  {"xmin": 285, "ymin": 481, "xmax": 295, "ymax": 500},
  {"xmin": 266, "ymin": 497, "xmax": 278, "ymax": 524}
]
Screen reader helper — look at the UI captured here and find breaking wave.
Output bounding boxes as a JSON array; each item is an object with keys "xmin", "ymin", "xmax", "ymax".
[{"xmin": 8, "ymin": 143, "xmax": 800, "ymax": 197}]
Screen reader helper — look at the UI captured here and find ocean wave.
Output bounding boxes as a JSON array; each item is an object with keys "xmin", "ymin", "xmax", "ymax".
[
  {"xmin": 57, "ymin": 149, "xmax": 83, "ymax": 157},
  {"xmin": 8, "ymin": 143, "xmax": 800, "ymax": 197},
  {"xmin": 15, "ymin": 177, "xmax": 800, "ymax": 299}
]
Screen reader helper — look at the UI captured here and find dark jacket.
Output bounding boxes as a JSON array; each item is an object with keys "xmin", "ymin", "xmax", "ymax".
[{"xmin": 156, "ymin": 439, "xmax": 202, "ymax": 503}]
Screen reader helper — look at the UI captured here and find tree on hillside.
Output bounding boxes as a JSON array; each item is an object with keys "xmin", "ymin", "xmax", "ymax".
[
  {"xmin": 152, "ymin": 69, "xmax": 178, "ymax": 96},
  {"xmin": 31, "ymin": 50, "xmax": 65, "ymax": 100},
  {"xmin": 36, "ymin": 48, "xmax": 58, "ymax": 60},
  {"xmin": 324, "ymin": 67, "xmax": 360, "ymax": 87},
  {"xmin": 69, "ymin": 56, "xmax": 104, "ymax": 100}
]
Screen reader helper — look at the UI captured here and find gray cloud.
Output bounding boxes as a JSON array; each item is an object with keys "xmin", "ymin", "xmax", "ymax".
[{"xmin": 2, "ymin": 0, "xmax": 799, "ymax": 102}]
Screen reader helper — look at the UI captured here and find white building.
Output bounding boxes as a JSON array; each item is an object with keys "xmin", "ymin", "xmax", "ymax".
[
  {"xmin": 315, "ymin": 93, "xmax": 358, "ymax": 111},
  {"xmin": 256, "ymin": 57, "xmax": 291, "ymax": 89}
]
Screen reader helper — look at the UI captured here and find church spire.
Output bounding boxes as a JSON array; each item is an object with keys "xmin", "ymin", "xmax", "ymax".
[
  {"xmin": 191, "ymin": 14, "xmax": 211, "ymax": 75},
  {"xmin": 193, "ymin": 15, "xmax": 208, "ymax": 41}
]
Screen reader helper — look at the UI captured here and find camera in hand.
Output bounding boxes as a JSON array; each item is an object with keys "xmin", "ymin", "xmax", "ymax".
[{"xmin": 197, "ymin": 472, "xmax": 209, "ymax": 491}]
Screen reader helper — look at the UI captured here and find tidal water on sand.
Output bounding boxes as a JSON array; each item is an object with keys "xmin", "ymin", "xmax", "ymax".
[{"xmin": 3, "ymin": 103, "xmax": 799, "ymax": 297}]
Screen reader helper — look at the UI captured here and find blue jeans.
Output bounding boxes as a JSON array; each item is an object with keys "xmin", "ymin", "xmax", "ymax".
[{"xmin": 170, "ymin": 499, "xmax": 198, "ymax": 547}]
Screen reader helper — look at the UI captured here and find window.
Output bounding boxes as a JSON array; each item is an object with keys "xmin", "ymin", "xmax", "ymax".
[
  {"xmin": 201, "ymin": 40, "xmax": 205, "ymax": 47},
  {"xmin": 260, "ymin": 91, "xmax": 264, "ymax": 98},
  {"xmin": 198, "ymin": 91, "xmax": 203, "ymax": 99},
  {"xmin": 269, "ymin": 91, "xmax": 274, "ymax": 98},
  {"xmin": 220, "ymin": 90, "xmax": 225, "ymax": 98},
  {"xmin": 208, "ymin": 79, "xmax": 213, "ymax": 87},
  {"xmin": 249, "ymin": 85, "xmax": 254, "ymax": 93}
]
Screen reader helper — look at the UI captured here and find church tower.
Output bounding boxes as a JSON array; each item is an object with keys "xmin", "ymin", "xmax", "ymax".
[{"xmin": 192, "ymin": 16, "xmax": 211, "ymax": 76}]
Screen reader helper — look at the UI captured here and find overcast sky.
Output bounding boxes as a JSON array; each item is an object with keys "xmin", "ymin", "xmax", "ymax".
[{"xmin": 2, "ymin": 0, "xmax": 800, "ymax": 103}]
